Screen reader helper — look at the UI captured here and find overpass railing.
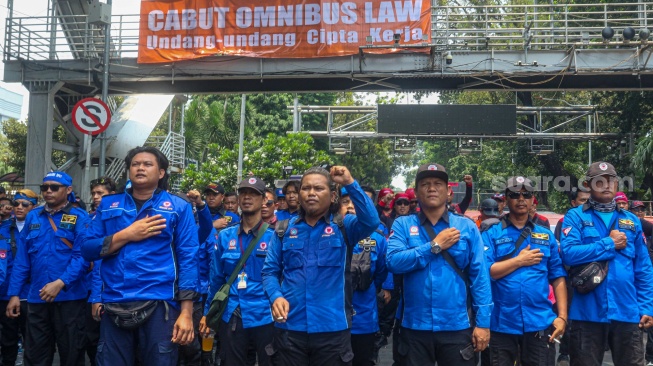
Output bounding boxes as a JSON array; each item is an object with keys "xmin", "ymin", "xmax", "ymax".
[{"xmin": 4, "ymin": 2, "xmax": 653, "ymax": 61}]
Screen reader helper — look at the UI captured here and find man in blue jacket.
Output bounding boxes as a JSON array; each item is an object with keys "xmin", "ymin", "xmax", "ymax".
[
  {"xmin": 560, "ymin": 161, "xmax": 653, "ymax": 366},
  {"xmin": 262, "ymin": 166, "xmax": 379, "ymax": 365},
  {"xmin": 275, "ymin": 180, "xmax": 300, "ymax": 222},
  {"xmin": 339, "ymin": 187, "xmax": 388, "ymax": 366},
  {"xmin": 81, "ymin": 146, "xmax": 199, "ymax": 366},
  {"xmin": 482, "ymin": 176, "xmax": 567, "ymax": 366},
  {"xmin": 7, "ymin": 171, "xmax": 90, "ymax": 366},
  {"xmin": 387, "ymin": 163, "xmax": 492, "ymax": 366},
  {"xmin": 200, "ymin": 176, "xmax": 275, "ymax": 366}
]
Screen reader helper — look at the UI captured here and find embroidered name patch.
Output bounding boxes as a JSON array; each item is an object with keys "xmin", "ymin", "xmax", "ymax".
[
  {"xmin": 29, "ymin": 223, "xmax": 40, "ymax": 230},
  {"xmin": 61, "ymin": 214, "xmax": 77, "ymax": 225},
  {"xmin": 495, "ymin": 237, "xmax": 513, "ymax": 245},
  {"xmin": 618, "ymin": 219, "xmax": 635, "ymax": 231}
]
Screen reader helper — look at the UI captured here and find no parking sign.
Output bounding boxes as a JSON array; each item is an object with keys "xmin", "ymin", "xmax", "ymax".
[{"xmin": 72, "ymin": 98, "xmax": 112, "ymax": 135}]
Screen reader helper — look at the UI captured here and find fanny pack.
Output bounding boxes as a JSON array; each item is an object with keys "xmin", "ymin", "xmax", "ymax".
[
  {"xmin": 103, "ymin": 300, "xmax": 159, "ymax": 330},
  {"xmin": 568, "ymin": 261, "xmax": 609, "ymax": 294},
  {"xmin": 568, "ymin": 215, "xmax": 615, "ymax": 295}
]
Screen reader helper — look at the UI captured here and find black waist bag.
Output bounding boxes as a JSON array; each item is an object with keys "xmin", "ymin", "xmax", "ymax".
[
  {"xmin": 351, "ymin": 249, "xmax": 373, "ymax": 292},
  {"xmin": 568, "ymin": 261, "xmax": 609, "ymax": 295},
  {"xmin": 103, "ymin": 301, "xmax": 159, "ymax": 330}
]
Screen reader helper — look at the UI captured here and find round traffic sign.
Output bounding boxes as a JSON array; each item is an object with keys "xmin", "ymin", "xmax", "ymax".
[{"xmin": 72, "ymin": 98, "xmax": 112, "ymax": 136}]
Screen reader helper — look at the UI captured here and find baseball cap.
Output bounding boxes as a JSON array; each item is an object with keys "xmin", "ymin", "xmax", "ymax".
[
  {"xmin": 238, "ymin": 176, "xmax": 266, "ymax": 195},
  {"xmin": 204, "ymin": 182, "xmax": 225, "ymax": 195},
  {"xmin": 394, "ymin": 193, "xmax": 410, "ymax": 204},
  {"xmin": 340, "ymin": 187, "xmax": 349, "ymax": 197},
  {"xmin": 492, "ymin": 193, "xmax": 505, "ymax": 202},
  {"xmin": 378, "ymin": 188, "xmax": 394, "ymax": 199},
  {"xmin": 615, "ymin": 192, "xmax": 628, "ymax": 203},
  {"xmin": 480, "ymin": 198, "xmax": 499, "ymax": 216},
  {"xmin": 631, "ymin": 200, "xmax": 645, "ymax": 208},
  {"xmin": 505, "ymin": 176, "xmax": 535, "ymax": 192},
  {"xmin": 586, "ymin": 162, "xmax": 617, "ymax": 179},
  {"xmin": 415, "ymin": 163, "xmax": 448, "ymax": 185},
  {"xmin": 275, "ymin": 188, "xmax": 285, "ymax": 198},
  {"xmin": 405, "ymin": 188, "xmax": 416, "ymax": 201}
]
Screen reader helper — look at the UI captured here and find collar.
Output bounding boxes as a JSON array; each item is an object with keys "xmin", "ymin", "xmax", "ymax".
[
  {"xmin": 296, "ymin": 209, "xmax": 331, "ymax": 224},
  {"xmin": 127, "ymin": 188, "xmax": 162, "ymax": 201},
  {"xmin": 238, "ymin": 219, "xmax": 264, "ymax": 235},
  {"xmin": 418, "ymin": 210, "xmax": 449, "ymax": 226},
  {"xmin": 265, "ymin": 215, "xmax": 278, "ymax": 225},
  {"xmin": 501, "ymin": 215, "xmax": 535, "ymax": 230},
  {"xmin": 209, "ymin": 205, "xmax": 226, "ymax": 216},
  {"xmin": 42, "ymin": 202, "xmax": 73, "ymax": 216}
]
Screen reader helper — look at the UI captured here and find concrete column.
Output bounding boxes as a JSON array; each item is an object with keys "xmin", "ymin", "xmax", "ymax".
[{"xmin": 25, "ymin": 82, "xmax": 62, "ymax": 191}]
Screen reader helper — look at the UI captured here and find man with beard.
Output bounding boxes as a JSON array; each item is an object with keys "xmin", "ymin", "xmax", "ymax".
[{"xmin": 262, "ymin": 166, "xmax": 379, "ymax": 365}]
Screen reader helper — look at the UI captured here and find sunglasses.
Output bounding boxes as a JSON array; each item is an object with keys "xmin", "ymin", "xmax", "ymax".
[
  {"xmin": 40, "ymin": 184, "xmax": 65, "ymax": 192},
  {"xmin": 264, "ymin": 200, "xmax": 275, "ymax": 207},
  {"xmin": 631, "ymin": 207, "xmax": 645, "ymax": 212},
  {"xmin": 395, "ymin": 200, "xmax": 410, "ymax": 206},
  {"xmin": 506, "ymin": 191, "xmax": 534, "ymax": 200},
  {"xmin": 12, "ymin": 201, "xmax": 32, "ymax": 208}
]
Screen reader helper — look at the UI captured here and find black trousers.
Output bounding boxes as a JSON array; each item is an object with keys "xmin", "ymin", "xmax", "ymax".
[
  {"xmin": 0, "ymin": 300, "xmax": 27, "ymax": 366},
  {"xmin": 569, "ymin": 320, "xmax": 644, "ymax": 366},
  {"xmin": 178, "ymin": 301, "xmax": 203, "ymax": 366},
  {"xmin": 25, "ymin": 300, "xmax": 87, "ymax": 366},
  {"xmin": 400, "ymin": 327, "xmax": 476, "ymax": 366},
  {"xmin": 351, "ymin": 333, "xmax": 375, "ymax": 366},
  {"xmin": 85, "ymin": 302, "xmax": 100, "ymax": 366},
  {"xmin": 488, "ymin": 329, "xmax": 556, "ymax": 366},
  {"xmin": 392, "ymin": 321, "xmax": 405, "ymax": 366},
  {"xmin": 218, "ymin": 315, "xmax": 274, "ymax": 366},
  {"xmin": 646, "ymin": 329, "xmax": 653, "ymax": 362},
  {"xmin": 270, "ymin": 328, "xmax": 353, "ymax": 366}
]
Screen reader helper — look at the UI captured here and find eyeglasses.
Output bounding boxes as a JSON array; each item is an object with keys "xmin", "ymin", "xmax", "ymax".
[
  {"xmin": 264, "ymin": 200, "xmax": 275, "ymax": 207},
  {"xmin": 395, "ymin": 200, "xmax": 410, "ymax": 206},
  {"xmin": 506, "ymin": 191, "xmax": 534, "ymax": 200},
  {"xmin": 40, "ymin": 184, "xmax": 65, "ymax": 192},
  {"xmin": 12, "ymin": 201, "xmax": 32, "ymax": 208}
]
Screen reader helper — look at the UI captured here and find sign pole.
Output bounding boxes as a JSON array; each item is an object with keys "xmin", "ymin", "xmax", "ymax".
[{"xmin": 83, "ymin": 133, "xmax": 92, "ymax": 203}]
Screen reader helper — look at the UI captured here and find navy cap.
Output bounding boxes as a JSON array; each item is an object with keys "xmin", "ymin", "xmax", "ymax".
[
  {"xmin": 238, "ymin": 176, "xmax": 266, "ymax": 195},
  {"xmin": 275, "ymin": 188, "xmax": 285, "ymax": 198}
]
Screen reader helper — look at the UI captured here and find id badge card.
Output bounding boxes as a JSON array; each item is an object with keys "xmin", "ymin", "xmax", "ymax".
[{"xmin": 237, "ymin": 272, "xmax": 248, "ymax": 290}]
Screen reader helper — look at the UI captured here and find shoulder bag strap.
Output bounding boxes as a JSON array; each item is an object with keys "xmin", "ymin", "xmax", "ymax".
[
  {"xmin": 224, "ymin": 223, "xmax": 269, "ymax": 288},
  {"xmin": 421, "ymin": 220, "xmax": 476, "ymax": 326},
  {"xmin": 497, "ymin": 226, "xmax": 532, "ymax": 262},
  {"xmin": 46, "ymin": 215, "xmax": 73, "ymax": 249}
]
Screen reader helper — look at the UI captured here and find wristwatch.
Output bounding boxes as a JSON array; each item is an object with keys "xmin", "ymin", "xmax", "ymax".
[{"xmin": 430, "ymin": 241, "xmax": 442, "ymax": 254}]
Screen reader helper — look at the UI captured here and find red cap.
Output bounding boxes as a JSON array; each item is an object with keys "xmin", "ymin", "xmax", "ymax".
[
  {"xmin": 394, "ymin": 193, "xmax": 410, "ymax": 202},
  {"xmin": 378, "ymin": 188, "xmax": 394, "ymax": 199},
  {"xmin": 615, "ymin": 192, "xmax": 628, "ymax": 202},
  {"xmin": 405, "ymin": 188, "xmax": 416, "ymax": 200}
]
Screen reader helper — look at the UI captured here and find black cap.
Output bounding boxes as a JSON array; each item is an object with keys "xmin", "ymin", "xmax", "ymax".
[
  {"xmin": 505, "ymin": 176, "xmax": 535, "ymax": 192},
  {"xmin": 204, "ymin": 182, "xmax": 225, "ymax": 195},
  {"xmin": 480, "ymin": 198, "xmax": 499, "ymax": 216},
  {"xmin": 415, "ymin": 163, "xmax": 448, "ymax": 185},
  {"xmin": 586, "ymin": 161, "xmax": 617, "ymax": 179},
  {"xmin": 238, "ymin": 176, "xmax": 266, "ymax": 195}
]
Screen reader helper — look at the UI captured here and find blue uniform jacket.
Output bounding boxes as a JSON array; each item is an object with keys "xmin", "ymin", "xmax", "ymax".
[
  {"xmin": 483, "ymin": 218, "xmax": 566, "ymax": 334},
  {"xmin": 352, "ymin": 224, "xmax": 388, "ymax": 335},
  {"xmin": 88, "ymin": 260, "xmax": 102, "ymax": 304},
  {"xmin": 197, "ymin": 205, "xmax": 240, "ymax": 245},
  {"xmin": 560, "ymin": 204, "xmax": 653, "ymax": 323},
  {"xmin": 81, "ymin": 189, "xmax": 200, "ymax": 303},
  {"xmin": 275, "ymin": 209, "xmax": 299, "ymax": 222},
  {"xmin": 262, "ymin": 180, "xmax": 380, "ymax": 333},
  {"xmin": 204, "ymin": 222, "xmax": 274, "ymax": 328},
  {"xmin": 199, "ymin": 229, "xmax": 218, "ymax": 296},
  {"xmin": 0, "ymin": 219, "xmax": 28, "ymax": 300},
  {"xmin": 387, "ymin": 211, "xmax": 493, "ymax": 331},
  {"xmin": 8, "ymin": 204, "xmax": 90, "ymax": 303}
]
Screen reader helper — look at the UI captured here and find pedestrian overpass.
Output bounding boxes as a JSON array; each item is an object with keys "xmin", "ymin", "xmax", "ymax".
[{"xmin": 3, "ymin": 1, "xmax": 653, "ymax": 193}]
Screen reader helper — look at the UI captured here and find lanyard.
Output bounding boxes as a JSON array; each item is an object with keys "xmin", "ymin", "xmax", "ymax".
[{"xmin": 238, "ymin": 221, "xmax": 263, "ymax": 270}]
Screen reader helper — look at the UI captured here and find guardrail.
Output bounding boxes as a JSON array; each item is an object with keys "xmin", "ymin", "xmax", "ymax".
[{"xmin": 3, "ymin": 2, "xmax": 653, "ymax": 61}]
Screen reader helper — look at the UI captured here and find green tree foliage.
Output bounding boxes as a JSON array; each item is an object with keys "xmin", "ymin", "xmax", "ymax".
[
  {"xmin": 1, "ymin": 119, "xmax": 27, "ymax": 177},
  {"xmin": 181, "ymin": 133, "xmax": 331, "ymax": 192}
]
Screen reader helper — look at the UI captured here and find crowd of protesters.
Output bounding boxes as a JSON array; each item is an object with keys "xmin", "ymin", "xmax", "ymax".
[{"xmin": 0, "ymin": 146, "xmax": 650, "ymax": 366}]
